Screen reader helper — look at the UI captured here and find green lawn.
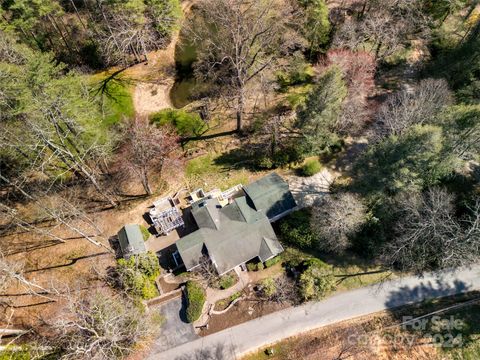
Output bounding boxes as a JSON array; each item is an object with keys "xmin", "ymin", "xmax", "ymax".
[
  {"xmin": 87, "ymin": 73, "xmax": 135, "ymax": 128},
  {"xmin": 185, "ymin": 152, "xmax": 250, "ymax": 190}
]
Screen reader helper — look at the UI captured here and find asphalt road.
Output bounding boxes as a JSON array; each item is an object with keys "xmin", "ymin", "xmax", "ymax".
[{"xmin": 149, "ymin": 264, "xmax": 480, "ymax": 360}]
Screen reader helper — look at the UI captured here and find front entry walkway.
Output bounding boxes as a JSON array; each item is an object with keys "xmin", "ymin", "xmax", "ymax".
[{"xmin": 194, "ymin": 266, "xmax": 251, "ymax": 329}]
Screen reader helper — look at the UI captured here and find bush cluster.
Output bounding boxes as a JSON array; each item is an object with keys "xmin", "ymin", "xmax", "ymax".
[
  {"xmin": 116, "ymin": 252, "xmax": 160, "ymax": 300},
  {"xmin": 265, "ymin": 256, "xmax": 282, "ymax": 268},
  {"xmin": 218, "ymin": 274, "xmax": 236, "ymax": 289},
  {"xmin": 185, "ymin": 281, "xmax": 206, "ymax": 323},
  {"xmin": 150, "ymin": 109, "xmax": 206, "ymax": 137},
  {"xmin": 279, "ymin": 209, "xmax": 317, "ymax": 249},
  {"xmin": 139, "ymin": 225, "xmax": 151, "ymax": 241},
  {"xmin": 246, "ymin": 261, "xmax": 264, "ymax": 272},
  {"xmin": 301, "ymin": 158, "xmax": 322, "ymax": 176},
  {"xmin": 255, "ymin": 145, "xmax": 305, "ymax": 170}
]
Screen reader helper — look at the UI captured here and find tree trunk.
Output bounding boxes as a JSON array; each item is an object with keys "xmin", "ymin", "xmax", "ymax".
[
  {"xmin": 141, "ymin": 168, "xmax": 152, "ymax": 195},
  {"xmin": 374, "ymin": 40, "xmax": 383, "ymax": 59},
  {"xmin": 47, "ymin": 15, "xmax": 75, "ymax": 56},
  {"xmin": 70, "ymin": 0, "xmax": 88, "ymax": 32},
  {"xmin": 236, "ymin": 88, "xmax": 245, "ymax": 132}
]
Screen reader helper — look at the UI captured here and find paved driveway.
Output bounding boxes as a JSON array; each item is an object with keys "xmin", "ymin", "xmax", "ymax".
[
  {"xmin": 149, "ymin": 264, "xmax": 480, "ymax": 360},
  {"xmin": 150, "ymin": 298, "xmax": 199, "ymax": 353}
]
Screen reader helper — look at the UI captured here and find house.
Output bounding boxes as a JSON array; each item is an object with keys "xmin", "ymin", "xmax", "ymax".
[
  {"xmin": 117, "ymin": 224, "xmax": 146, "ymax": 259},
  {"xmin": 174, "ymin": 173, "xmax": 296, "ymax": 275}
]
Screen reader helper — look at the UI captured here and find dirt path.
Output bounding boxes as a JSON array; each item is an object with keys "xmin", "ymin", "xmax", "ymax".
[{"xmin": 129, "ymin": 1, "xmax": 194, "ymax": 116}]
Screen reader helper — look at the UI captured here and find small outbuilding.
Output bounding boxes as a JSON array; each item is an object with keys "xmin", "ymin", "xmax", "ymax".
[{"xmin": 117, "ymin": 224, "xmax": 147, "ymax": 258}]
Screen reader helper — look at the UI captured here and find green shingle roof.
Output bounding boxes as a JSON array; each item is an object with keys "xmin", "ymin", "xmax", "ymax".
[
  {"xmin": 243, "ymin": 172, "xmax": 297, "ymax": 220},
  {"xmin": 117, "ymin": 224, "xmax": 146, "ymax": 258},
  {"xmin": 176, "ymin": 196, "xmax": 283, "ymax": 274}
]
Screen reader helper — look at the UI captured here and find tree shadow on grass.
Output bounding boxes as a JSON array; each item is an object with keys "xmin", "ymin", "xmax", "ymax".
[
  {"xmin": 178, "ymin": 291, "xmax": 189, "ymax": 324},
  {"xmin": 213, "ymin": 148, "xmax": 258, "ymax": 171}
]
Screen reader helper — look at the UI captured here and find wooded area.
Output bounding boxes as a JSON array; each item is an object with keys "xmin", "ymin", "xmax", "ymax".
[{"xmin": 0, "ymin": 0, "xmax": 479, "ymax": 358}]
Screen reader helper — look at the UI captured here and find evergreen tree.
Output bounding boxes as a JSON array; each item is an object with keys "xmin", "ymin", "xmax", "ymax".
[{"xmin": 296, "ymin": 66, "xmax": 347, "ymax": 154}]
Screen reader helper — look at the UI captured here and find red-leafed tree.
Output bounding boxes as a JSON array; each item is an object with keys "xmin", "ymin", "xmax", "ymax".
[
  {"xmin": 326, "ymin": 49, "xmax": 376, "ymax": 134},
  {"xmin": 121, "ymin": 118, "xmax": 179, "ymax": 195}
]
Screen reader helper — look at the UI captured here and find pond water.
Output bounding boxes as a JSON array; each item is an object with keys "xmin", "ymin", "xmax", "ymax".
[{"xmin": 169, "ymin": 31, "xmax": 199, "ymax": 108}]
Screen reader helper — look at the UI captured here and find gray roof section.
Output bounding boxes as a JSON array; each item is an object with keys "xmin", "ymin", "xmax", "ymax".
[
  {"xmin": 259, "ymin": 237, "xmax": 284, "ymax": 262},
  {"xmin": 117, "ymin": 224, "xmax": 146, "ymax": 258},
  {"xmin": 176, "ymin": 197, "xmax": 284, "ymax": 275},
  {"xmin": 191, "ymin": 198, "xmax": 221, "ymax": 230},
  {"xmin": 243, "ymin": 172, "xmax": 297, "ymax": 220},
  {"xmin": 175, "ymin": 230, "xmax": 206, "ymax": 270}
]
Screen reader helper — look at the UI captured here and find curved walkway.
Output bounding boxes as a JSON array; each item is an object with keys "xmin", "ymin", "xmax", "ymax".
[
  {"xmin": 195, "ymin": 268, "xmax": 250, "ymax": 328},
  {"xmin": 148, "ymin": 264, "xmax": 480, "ymax": 360}
]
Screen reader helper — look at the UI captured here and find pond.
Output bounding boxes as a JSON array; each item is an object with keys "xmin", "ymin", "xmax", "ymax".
[{"xmin": 169, "ymin": 30, "xmax": 200, "ymax": 108}]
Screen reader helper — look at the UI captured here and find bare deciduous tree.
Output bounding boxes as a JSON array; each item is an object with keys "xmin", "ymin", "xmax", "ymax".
[
  {"xmin": 376, "ymin": 78, "xmax": 453, "ymax": 138},
  {"xmin": 121, "ymin": 117, "xmax": 179, "ymax": 195},
  {"xmin": 258, "ymin": 276, "xmax": 299, "ymax": 304},
  {"xmin": 382, "ymin": 188, "xmax": 480, "ymax": 273},
  {"xmin": 325, "ymin": 49, "xmax": 376, "ymax": 135},
  {"xmin": 51, "ymin": 291, "xmax": 160, "ymax": 359},
  {"xmin": 189, "ymin": 0, "xmax": 300, "ymax": 131},
  {"xmin": 333, "ymin": 0, "xmax": 431, "ymax": 60},
  {"xmin": 0, "ymin": 174, "xmax": 109, "ymax": 250},
  {"xmin": 0, "ymin": 248, "xmax": 57, "ymax": 306},
  {"xmin": 311, "ymin": 193, "xmax": 367, "ymax": 254},
  {"xmin": 94, "ymin": 2, "xmax": 168, "ymax": 65}
]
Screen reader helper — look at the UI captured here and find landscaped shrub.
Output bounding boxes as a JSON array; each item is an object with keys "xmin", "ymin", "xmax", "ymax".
[
  {"xmin": 219, "ymin": 274, "xmax": 236, "ymax": 289},
  {"xmin": 265, "ymin": 256, "xmax": 282, "ymax": 268},
  {"xmin": 298, "ymin": 258, "xmax": 336, "ymax": 301},
  {"xmin": 301, "ymin": 158, "xmax": 322, "ymax": 176},
  {"xmin": 279, "ymin": 209, "xmax": 317, "ymax": 249},
  {"xmin": 116, "ymin": 252, "xmax": 161, "ymax": 300},
  {"xmin": 246, "ymin": 261, "xmax": 264, "ymax": 272},
  {"xmin": 185, "ymin": 281, "xmax": 206, "ymax": 323},
  {"xmin": 273, "ymin": 145, "xmax": 305, "ymax": 168},
  {"xmin": 230, "ymin": 291, "xmax": 242, "ymax": 301},
  {"xmin": 150, "ymin": 109, "xmax": 206, "ymax": 137},
  {"xmin": 139, "ymin": 225, "xmax": 151, "ymax": 241},
  {"xmin": 255, "ymin": 145, "xmax": 305, "ymax": 170},
  {"xmin": 255, "ymin": 156, "xmax": 274, "ymax": 170},
  {"xmin": 260, "ymin": 278, "xmax": 277, "ymax": 298}
]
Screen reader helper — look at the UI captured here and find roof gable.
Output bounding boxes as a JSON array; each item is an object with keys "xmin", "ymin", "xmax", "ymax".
[{"xmin": 243, "ymin": 172, "xmax": 297, "ymax": 220}]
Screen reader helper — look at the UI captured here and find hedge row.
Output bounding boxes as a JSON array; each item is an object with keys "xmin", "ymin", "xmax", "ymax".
[{"xmin": 185, "ymin": 281, "xmax": 206, "ymax": 323}]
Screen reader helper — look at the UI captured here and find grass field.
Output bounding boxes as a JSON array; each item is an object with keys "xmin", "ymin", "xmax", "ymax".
[{"xmin": 185, "ymin": 152, "xmax": 251, "ymax": 190}]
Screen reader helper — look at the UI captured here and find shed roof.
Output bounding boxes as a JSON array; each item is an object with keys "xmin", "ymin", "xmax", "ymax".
[
  {"xmin": 117, "ymin": 224, "xmax": 146, "ymax": 258},
  {"xmin": 243, "ymin": 172, "xmax": 297, "ymax": 220}
]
